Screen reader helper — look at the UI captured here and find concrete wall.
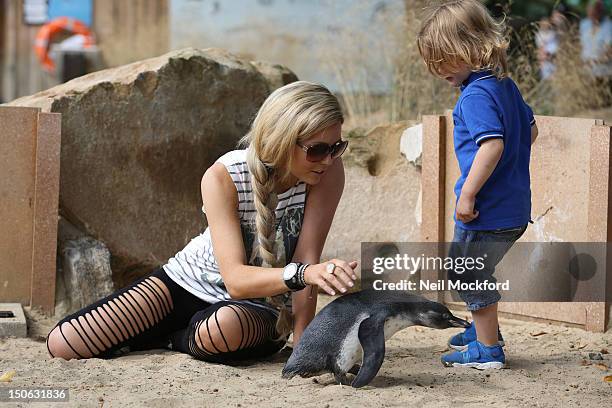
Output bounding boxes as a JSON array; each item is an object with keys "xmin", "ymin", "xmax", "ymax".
[
  {"xmin": 93, "ymin": 0, "xmax": 169, "ymax": 68},
  {"xmin": 442, "ymin": 114, "xmax": 598, "ymax": 243},
  {"xmin": 170, "ymin": 0, "xmax": 402, "ymax": 93},
  {"xmin": 323, "ymin": 123, "xmax": 421, "ymax": 265}
]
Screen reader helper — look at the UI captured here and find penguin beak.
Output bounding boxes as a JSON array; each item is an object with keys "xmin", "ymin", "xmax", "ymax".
[{"xmin": 448, "ymin": 314, "xmax": 470, "ymax": 328}]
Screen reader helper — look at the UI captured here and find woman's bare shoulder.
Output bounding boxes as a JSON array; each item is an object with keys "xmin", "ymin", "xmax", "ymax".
[{"xmin": 201, "ymin": 162, "xmax": 238, "ymax": 209}]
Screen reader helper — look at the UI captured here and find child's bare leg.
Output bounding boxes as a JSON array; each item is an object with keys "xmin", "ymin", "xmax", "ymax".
[{"xmin": 471, "ymin": 302, "xmax": 499, "ymax": 346}]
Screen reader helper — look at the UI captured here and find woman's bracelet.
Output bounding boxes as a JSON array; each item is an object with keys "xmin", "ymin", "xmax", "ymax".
[{"xmin": 297, "ymin": 263, "xmax": 309, "ymax": 287}]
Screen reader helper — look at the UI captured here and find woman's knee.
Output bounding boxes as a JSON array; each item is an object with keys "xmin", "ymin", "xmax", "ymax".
[
  {"xmin": 46, "ymin": 324, "xmax": 82, "ymax": 360},
  {"xmin": 183, "ymin": 304, "xmax": 282, "ymax": 363},
  {"xmin": 193, "ymin": 305, "xmax": 245, "ymax": 354}
]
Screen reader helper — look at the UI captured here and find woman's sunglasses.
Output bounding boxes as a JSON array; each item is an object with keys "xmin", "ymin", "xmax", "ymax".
[{"xmin": 297, "ymin": 139, "xmax": 349, "ymax": 162}]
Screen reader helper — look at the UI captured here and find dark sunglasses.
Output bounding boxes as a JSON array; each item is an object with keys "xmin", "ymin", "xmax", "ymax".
[{"xmin": 297, "ymin": 139, "xmax": 349, "ymax": 162}]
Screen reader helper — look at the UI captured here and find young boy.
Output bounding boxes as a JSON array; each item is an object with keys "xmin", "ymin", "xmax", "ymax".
[{"xmin": 417, "ymin": 0, "xmax": 538, "ymax": 369}]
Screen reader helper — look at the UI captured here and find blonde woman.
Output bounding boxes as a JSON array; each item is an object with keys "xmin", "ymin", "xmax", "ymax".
[{"xmin": 46, "ymin": 81, "xmax": 357, "ymax": 364}]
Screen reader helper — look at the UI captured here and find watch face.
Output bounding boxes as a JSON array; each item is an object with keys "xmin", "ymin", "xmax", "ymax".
[{"xmin": 283, "ymin": 263, "xmax": 298, "ymax": 280}]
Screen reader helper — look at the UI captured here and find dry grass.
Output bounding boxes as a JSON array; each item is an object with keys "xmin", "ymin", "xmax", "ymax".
[
  {"xmin": 545, "ymin": 25, "xmax": 612, "ymax": 116},
  {"xmin": 508, "ymin": 14, "xmax": 611, "ymax": 118},
  {"xmin": 320, "ymin": 1, "xmax": 611, "ymax": 129},
  {"xmin": 318, "ymin": 0, "xmax": 457, "ymax": 129}
]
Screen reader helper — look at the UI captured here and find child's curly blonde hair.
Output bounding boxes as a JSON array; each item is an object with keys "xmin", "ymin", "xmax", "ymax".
[{"xmin": 417, "ymin": 0, "xmax": 509, "ymax": 78}]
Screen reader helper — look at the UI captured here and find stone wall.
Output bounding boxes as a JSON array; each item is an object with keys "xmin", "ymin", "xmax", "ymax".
[{"xmin": 323, "ymin": 122, "xmax": 422, "ymax": 269}]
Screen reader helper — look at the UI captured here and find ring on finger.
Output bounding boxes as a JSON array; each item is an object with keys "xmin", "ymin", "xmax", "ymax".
[{"xmin": 326, "ymin": 263, "xmax": 336, "ymax": 275}]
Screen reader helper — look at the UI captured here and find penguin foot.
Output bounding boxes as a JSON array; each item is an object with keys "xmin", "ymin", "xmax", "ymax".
[
  {"xmin": 333, "ymin": 372, "xmax": 351, "ymax": 385},
  {"xmin": 281, "ymin": 370, "xmax": 296, "ymax": 379}
]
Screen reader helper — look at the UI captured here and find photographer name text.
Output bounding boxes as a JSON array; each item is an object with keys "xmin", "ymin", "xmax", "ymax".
[{"xmin": 372, "ymin": 279, "xmax": 510, "ymax": 291}]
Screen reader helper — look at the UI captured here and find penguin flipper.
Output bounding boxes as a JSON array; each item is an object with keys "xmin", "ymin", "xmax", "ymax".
[{"xmin": 352, "ymin": 317, "xmax": 386, "ymax": 388}]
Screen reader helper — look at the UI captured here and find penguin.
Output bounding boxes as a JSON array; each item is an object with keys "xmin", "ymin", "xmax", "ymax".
[{"xmin": 282, "ymin": 289, "xmax": 470, "ymax": 388}]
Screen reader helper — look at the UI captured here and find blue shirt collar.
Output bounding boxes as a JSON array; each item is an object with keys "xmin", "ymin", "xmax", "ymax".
[{"xmin": 460, "ymin": 70, "xmax": 496, "ymax": 91}]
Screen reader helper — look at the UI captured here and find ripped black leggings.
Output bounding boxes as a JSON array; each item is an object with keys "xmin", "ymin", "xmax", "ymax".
[{"xmin": 46, "ymin": 268, "xmax": 285, "ymax": 364}]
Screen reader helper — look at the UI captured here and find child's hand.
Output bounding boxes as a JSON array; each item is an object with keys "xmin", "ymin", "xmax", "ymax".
[{"xmin": 456, "ymin": 193, "xmax": 479, "ymax": 223}]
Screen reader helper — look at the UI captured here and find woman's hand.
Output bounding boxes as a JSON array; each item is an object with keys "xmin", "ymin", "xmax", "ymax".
[{"xmin": 303, "ymin": 260, "xmax": 358, "ymax": 296}]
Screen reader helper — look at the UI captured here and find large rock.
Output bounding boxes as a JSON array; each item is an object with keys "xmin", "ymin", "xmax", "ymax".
[
  {"xmin": 53, "ymin": 217, "xmax": 115, "ymax": 317},
  {"xmin": 6, "ymin": 48, "xmax": 298, "ymax": 286},
  {"xmin": 55, "ymin": 236, "xmax": 115, "ymax": 317}
]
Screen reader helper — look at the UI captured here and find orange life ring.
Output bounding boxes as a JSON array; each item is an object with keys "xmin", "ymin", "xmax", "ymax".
[{"xmin": 34, "ymin": 17, "xmax": 95, "ymax": 73}]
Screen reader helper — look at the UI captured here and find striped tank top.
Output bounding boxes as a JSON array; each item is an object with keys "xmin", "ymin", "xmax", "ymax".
[{"xmin": 163, "ymin": 149, "xmax": 307, "ymax": 312}]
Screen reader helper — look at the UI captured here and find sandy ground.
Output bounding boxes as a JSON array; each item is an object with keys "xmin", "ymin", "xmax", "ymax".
[{"xmin": 1, "ymin": 297, "xmax": 611, "ymax": 408}]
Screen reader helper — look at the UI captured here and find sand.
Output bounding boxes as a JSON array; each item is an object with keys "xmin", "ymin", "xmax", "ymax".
[{"xmin": 1, "ymin": 297, "xmax": 611, "ymax": 408}]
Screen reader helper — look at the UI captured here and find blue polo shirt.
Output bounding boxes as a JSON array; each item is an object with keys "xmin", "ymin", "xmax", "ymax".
[{"xmin": 452, "ymin": 70, "xmax": 535, "ymax": 230}]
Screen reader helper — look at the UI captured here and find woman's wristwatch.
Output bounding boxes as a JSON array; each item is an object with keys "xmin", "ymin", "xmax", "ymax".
[{"xmin": 283, "ymin": 262, "xmax": 309, "ymax": 291}]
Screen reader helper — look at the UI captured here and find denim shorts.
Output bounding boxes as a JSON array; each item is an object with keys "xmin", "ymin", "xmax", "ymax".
[{"xmin": 447, "ymin": 223, "xmax": 528, "ymax": 311}]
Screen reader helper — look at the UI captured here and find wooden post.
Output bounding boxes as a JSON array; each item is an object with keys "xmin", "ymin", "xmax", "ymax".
[
  {"xmin": 421, "ymin": 115, "xmax": 446, "ymax": 243},
  {"xmin": 0, "ymin": 107, "xmax": 38, "ymax": 305},
  {"xmin": 30, "ymin": 111, "xmax": 61, "ymax": 315},
  {"xmin": 586, "ymin": 124, "xmax": 611, "ymax": 332},
  {"xmin": 421, "ymin": 115, "xmax": 446, "ymax": 302}
]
